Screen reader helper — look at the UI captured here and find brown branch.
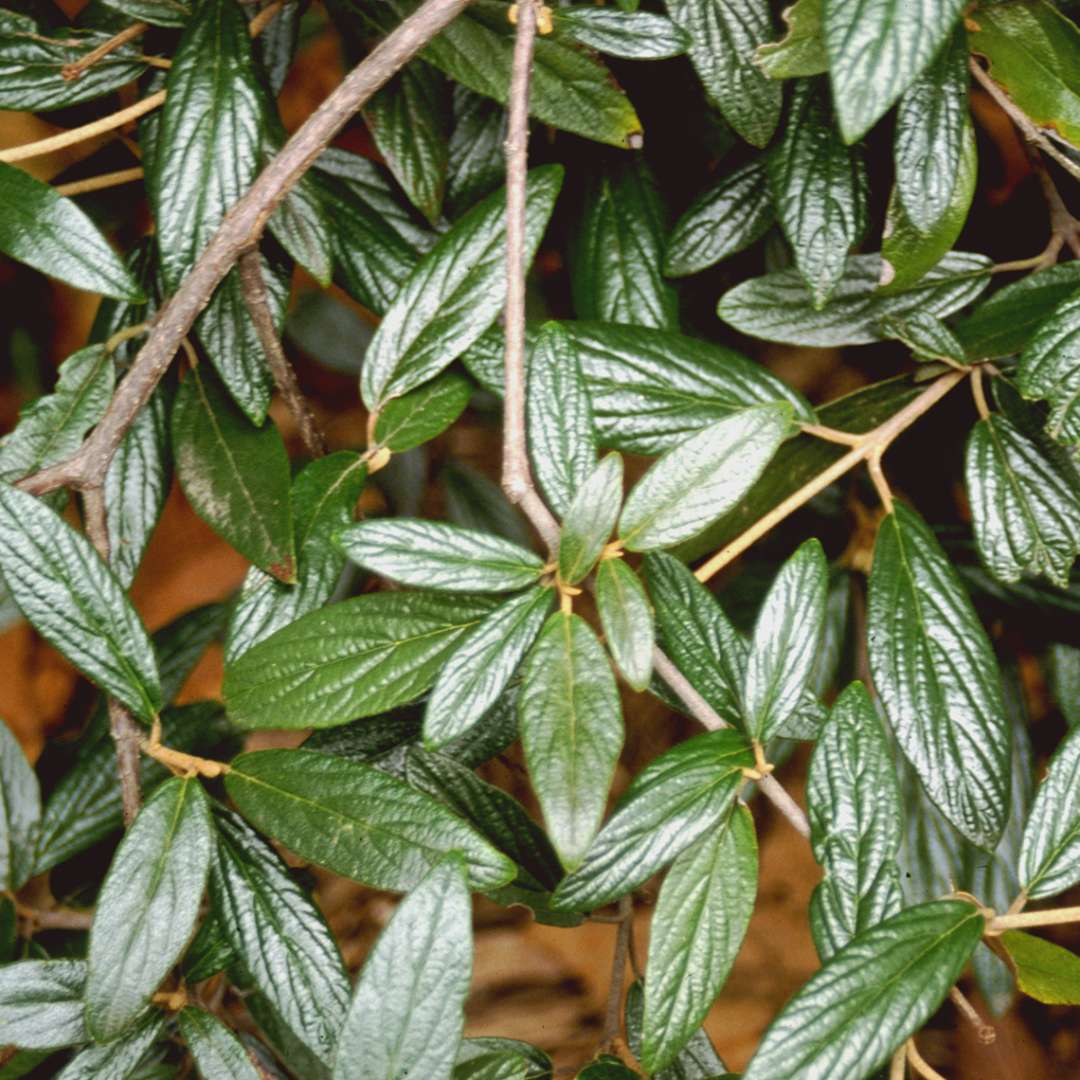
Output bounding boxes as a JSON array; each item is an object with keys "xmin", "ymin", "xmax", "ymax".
[
  {"xmin": 17, "ymin": 0, "xmax": 473, "ymax": 498},
  {"xmin": 237, "ymin": 248, "xmax": 327, "ymax": 458},
  {"xmin": 62, "ymin": 21, "xmax": 149, "ymax": 81},
  {"xmin": 601, "ymin": 895, "xmax": 633, "ymax": 1051},
  {"xmin": 53, "ymin": 166, "xmax": 144, "ymax": 198}
]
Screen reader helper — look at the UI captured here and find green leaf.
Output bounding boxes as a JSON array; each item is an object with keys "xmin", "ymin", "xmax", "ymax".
[
  {"xmin": 618, "ymin": 404, "xmax": 791, "ymax": 552},
  {"xmin": 1018, "ymin": 287, "xmax": 1080, "ymax": 445},
  {"xmin": 373, "ymin": 372, "xmax": 472, "ymax": 453},
  {"xmin": 360, "ymin": 166, "xmax": 562, "ymax": 411},
  {"xmin": 457, "ymin": 1039, "xmax": 552, "ymax": 1080},
  {"xmin": 743, "ymin": 539, "xmax": 828, "ymax": 741},
  {"xmin": 576, "ymin": 1058, "xmax": 641, "ymax": 1079},
  {"xmin": 520, "ymin": 612, "xmax": 624, "ymax": 870},
  {"xmin": 424, "ymin": 586, "xmax": 553, "ymax": 749},
  {"xmin": 442, "ymin": 462, "xmax": 533, "ymax": 549},
  {"xmin": 56, "ymin": 1014, "xmax": 163, "ymax": 1080},
  {"xmin": 224, "ymin": 592, "xmax": 496, "ymax": 731},
  {"xmin": 570, "ymin": 156, "xmax": 678, "ymax": 330},
  {"xmin": 596, "ymin": 558, "xmax": 654, "ymax": 692},
  {"xmin": 0, "ymin": 960, "xmax": 87, "ymax": 1050},
  {"xmin": 969, "ymin": 0, "xmax": 1080, "ymax": 152},
  {"xmin": 332, "ymin": 855, "xmax": 471, "ymax": 1079},
  {"xmin": 767, "ymin": 79, "xmax": 868, "ymax": 307},
  {"xmin": 809, "ymin": 568, "xmax": 851, "ymax": 698},
  {"xmin": 553, "ymin": 8, "xmax": 689, "ymax": 59},
  {"xmin": 210, "ymin": 808, "xmax": 349, "ymax": 1066},
  {"xmin": 559, "ymin": 455, "xmax": 623, "ymax": 585},
  {"xmin": 1018, "ymin": 724, "xmax": 1080, "ymax": 899},
  {"xmin": 626, "ymin": 980, "xmax": 728, "ymax": 1080},
  {"xmin": 178, "ymin": 1008, "xmax": 261, "ymax": 1080},
  {"xmin": 173, "ymin": 364, "xmax": 296, "ymax": 583},
  {"xmin": 878, "ymin": 311, "xmax": 967, "ymax": 364},
  {"xmin": 823, "ymin": 0, "xmax": 965, "ymax": 143},
  {"xmin": 101, "ymin": 0, "xmax": 189, "ymax": 26},
  {"xmin": 0, "ymin": 719, "xmax": 39, "ymax": 891},
  {"xmin": 269, "ymin": 162, "xmax": 334, "ymax": 287},
  {"xmin": 454, "ymin": 1053, "xmax": 529, "ymax": 1080},
  {"xmin": 999, "ymin": 930, "xmax": 1080, "ymax": 1005},
  {"xmin": 551, "ymin": 731, "xmax": 753, "ymax": 911},
  {"xmin": 663, "ymin": 159, "xmax": 775, "ymax": 278},
  {"xmin": 741, "ymin": 900, "xmax": 984, "ymax": 1080},
  {"xmin": 182, "ymin": 913, "xmax": 236, "ymax": 985},
  {"xmin": 527, "ymin": 322, "xmax": 597, "ymax": 516},
  {"xmin": 1049, "ymin": 643, "xmax": 1080, "ymax": 730},
  {"xmin": 337, "ymin": 519, "xmax": 543, "ymax": 592},
  {"xmin": 0, "ymin": 482, "xmax": 161, "ymax": 722},
  {"xmin": 641, "ymin": 805, "xmax": 756, "ymax": 1073},
  {"xmin": 756, "ymin": 0, "xmax": 828, "ymax": 78},
  {"xmin": 85, "ymin": 777, "xmax": 213, "ymax": 1041},
  {"xmin": 867, "ymin": 503, "xmax": 1010, "ymax": 850},
  {"xmin": 225, "ymin": 748, "xmax": 516, "ymax": 890},
  {"xmin": 225, "ymin": 453, "xmax": 367, "ymax": 663},
  {"xmin": 665, "ymin": 0, "xmax": 782, "ymax": 147},
  {"xmin": 446, "ymin": 87, "xmax": 506, "ymax": 219},
  {"xmin": 718, "ymin": 251, "xmax": 991, "ymax": 347},
  {"xmin": 966, "ymin": 411, "xmax": 1080, "ymax": 587},
  {"xmin": 363, "ymin": 63, "xmax": 451, "ymax": 225},
  {"xmin": 0, "ymin": 163, "xmax": 140, "ymax": 300},
  {"xmin": 807, "ymin": 682, "xmax": 903, "ymax": 960}
]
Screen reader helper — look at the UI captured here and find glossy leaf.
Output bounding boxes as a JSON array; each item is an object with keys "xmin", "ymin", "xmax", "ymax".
[
  {"xmin": 223, "ymin": 592, "xmax": 495, "ymax": 730},
  {"xmin": 424, "ymin": 586, "xmax": 553, "ymax": 749},
  {"xmin": 442, "ymin": 462, "xmax": 533, "ymax": 549},
  {"xmin": 0, "ymin": 719, "xmax": 38, "ymax": 892},
  {"xmin": 337, "ymin": 519, "xmax": 543, "ymax": 592},
  {"xmin": 596, "ymin": 558, "xmax": 654, "ymax": 692},
  {"xmin": 0, "ymin": 960, "xmax": 86, "ymax": 1050},
  {"xmin": 173, "ymin": 364, "xmax": 296, "ymax": 583},
  {"xmin": 641, "ymin": 805, "xmax": 757, "ymax": 1073},
  {"xmin": 741, "ymin": 900, "xmax": 984, "ymax": 1079},
  {"xmin": 1018, "ymin": 288, "xmax": 1080, "ymax": 445},
  {"xmin": 756, "ymin": 0, "xmax": 828, "ymax": 78},
  {"xmin": 552, "ymin": 731, "xmax": 753, "ymax": 911},
  {"xmin": 878, "ymin": 311, "xmax": 967, "ymax": 364},
  {"xmin": 225, "ymin": 748, "xmax": 516, "ymax": 890},
  {"xmin": 1049, "ymin": 643, "xmax": 1080, "ymax": 730},
  {"xmin": 626, "ymin": 979, "xmax": 728, "ymax": 1080},
  {"xmin": 269, "ymin": 164, "xmax": 334, "ymax": 287},
  {"xmin": 520, "ymin": 612, "xmax": 624, "ymax": 870},
  {"xmin": 576, "ymin": 1057, "xmax": 640, "ymax": 1080},
  {"xmin": 446, "ymin": 87, "xmax": 506, "ymax": 219},
  {"xmin": 101, "ymin": 0, "xmax": 189, "ymax": 25},
  {"xmin": 807, "ymin": 683, "xmax": 903, "ymax": 960},
  {"xmin": 618, "ymin": 403, "xmax": 791, "ymax": 552},
  {"xmin": 0, "ymin": 482, "xmax": 161, "ymax": 721},
  {"xmin": 179, "ymin": 1008, "xmax": 261, "ymax": 1080},
  {"xmin": 85, "ymin": 777, "xmax": 213, "ymax": 1041},
  {"xmin": 1000, "ymin": 930, "xmax": 1080, "ymax": 1005},
  {"xmin": 718, "ymin": 251, "xmax": 991, "ymax": 347},
  {"xmin": 663, "ymin": 159, "xmax": 775, "ymax": 278},
  {"xmin": 373, "ymin": 373, "xmax": 472, "ymax": 453},
  {"xmin": 559, "ymin": 455, "xmax": 624, "ymax": 585},
  {"xmin": 56, "ymin": 1014, "xmax": 163, "ymax": 1080},
  {"xmin": 867, "ymin": 503, "xmax": 1010, "ymax": 850},
  {"xmin": 554, "ymin": 8, "xmax": 689, "ymax": 59},
  {"xmin": 457, "ymin": 1039, "xmax": 552, "ymax": 1080}
]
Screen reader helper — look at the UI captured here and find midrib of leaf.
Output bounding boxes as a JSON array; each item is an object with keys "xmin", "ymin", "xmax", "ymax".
[
  {"xmin": 560, "ymin": 616, "xmax": 583, "ymax": 823},
  {"xmin": 296, "ymin": 459, "xmax": 365, "ymax": 554},
  {"xmin": 126, "ymin": 782, "xmax": 190, "ymax": 948}
]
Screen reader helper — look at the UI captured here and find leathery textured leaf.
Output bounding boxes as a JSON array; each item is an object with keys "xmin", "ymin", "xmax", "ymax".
[
  {"xmin": 456, "ymin": 1038, "xmax": 553, "ymax": 1080},
  {"xmin": 867, "ymin": 503, "xmax": 1010, "ymax": 850},
  {"xmin": 85, "ymin": 777, "xmax": 213, "ymax": 1041},
  {"xmin": 618, "ymin": 403, "xmax": 792, "ymax": 551},
  {"xmin": 664, "ymin": 0, "xmax": 782, "ymax": 147},
  {"xmin": 768, "ymin": 79, "xmax": 868, "ymax": 308},
  {"xmin": 641, "ymin": 805, "xmax": 757, "ymax": 1072},
  {"xmin": 210, "ymin": 808, "xmax": 349, "ymax": 1066},
  {"xmin": 0, "ymin": 960, "xmax": 87, "ymax": 1050},
  {"xmin": 743, "ymin": 900, "xmax": 983, "ymax": 1079},
  {"xmin": 553, "ymin": 8, "xmax": 689, "ymax": 59},
  {"xmin": 520, "ymin": 612, "xmax": 624, "ymax": 870},
  {"xmin": 101, "ymin": 0, "xmax": 189, "ymax": 27},
  {"xmin": 663, "ymin": 158, "xmax": 775, "ymax": 278},
  {"xmin": 360, "ymin": 166, "xmax": 562, "ymax": 411},
  {"xmin": 807, "ymin": 683, "xmax": 903, "ymax": 961},
  {"xmin": 966, "ymin": 412, "xmax": 1080, "ymax": 588},
  {"xmin": 179, "ymin": 1008, "xmax": 261, "ymax": 1080},
  {"xmin": 373, "ymin": 372, "xmax": 472, "ymax": 454},
  {"xmin": 596, "ymin": 558, "xmax": 654, "ymax": 692},
  {"xmin": 718, "ymin": 251, "xmax": 991, "ymax": 347},
  {"xmin": 570, "ymin": 155, "xmax": 678, "ymax": 330},
  {"xmin": 0, "ymin": 482, "xmax": 161, "ymax": 721},
  {"xmin": 225, "ymin": 748, "xmax": 516, "ymax": 891},
  {"xmin": 552, "ymin": 731, "xmax": 753, "ymax": 911},
  {"xmin": 1000, "ymin": 930, "xmax": 1080, "ymax": 1005},
  {"xmin": 446, "ymin": 87, "xmax": 506, "ymax": 219},
  {"xmin": 527, "ymin": 322, "xmax": 597, "ymax": 515},
  {"xmin": 0, "ymin": 162, "xmax": 140, "ymax": 300},
  {"xmin": 878, "ymin": 311, "xmax": 967, "ymax": 364},
  {"xmin": 823, "ymin": 0, "xmax": 966, "ymax": 143},
  {"xmin": 173, "ymin": 364, "xmax": 295, "ymax": 583},
  {"xmin": 626, "ymin": 979, "xmax": 728, "ymax": 1080},
  {"xmin": 332, "ymin": 855, "xmax": 471, "ymax": 1080},
  {"xmin": 225, "ymin": 453, "xmax": 367, "ymax": 663},
  {"xmin": 424, "ymin": 586, "xmax": 553, "ymax": 749},
  {"xmin": 0, "ymin": 718, "xmax": 39, "ymax": 891},
  {"xmin": 1018, "ymin": 288, "xmax": 1080, "ymax": 445},
  {"xmin": 57, "ymin": 1014, "xmax": 163, "ymax": 1080},
  {"xmin": 1018, "ymin": 724, "xmax": 1080, "ymax": 899},
  {"xmin": 559, "ymin": 456, "xmax": 624, "ymax": 585},
  {"xmin": 269, "ymin": 162, "xmax": 334, "ymax": 287},
  {"xmin": 756, "ymin": 0, "xmax": 828, "ymax": 78},
  {"xmin": 743, "ymin": 538, "xmax": 828, "ymax": 741},
  {"xmin": 337, "ymin": 519, "xmax": 543, "ymax": 593},
  {"xmin": 223, "ymin": 592, "xmax": 496, "ymax": 730}
]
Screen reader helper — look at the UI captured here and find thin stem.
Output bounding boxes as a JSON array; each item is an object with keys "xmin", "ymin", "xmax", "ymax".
[
  {"xmin": 889, "ymin": 1045, "xmax": 907, "ymax": 1080},
  {"xmin": 989, "ymin": 904, "xmax": 1080, "ymax": 932},
  {"xmin": 906, "ymin": 1038, "xmax": 947, "ymax": 1080},
  {"xmin": 949, "ymin": 986, "xmax": 995, "ymax": 1045},
  {"xmin": 758, "ymin": 774, "xmax": 811, "ymax": 839},
  {"xmin": 237, "ymin": 248, "xmax": 327, "ymax": 458},
  {"xmin": 970, "ymin": 366, "xmax": 990, "ymax": 421},
  {"xmin": 54, "ymin": 166, "xmax": 144, "ymax": 198},
  {"xmin": 15, "ymin": 902, "xmax": 94, "ymax": 931},
  {"xmin": 602, "ymin": 896, "xmax": 633, "ymax": 1049},
  {"xmin": 62, "ymin": 21, "xmax": 148, "ymax": 81}
]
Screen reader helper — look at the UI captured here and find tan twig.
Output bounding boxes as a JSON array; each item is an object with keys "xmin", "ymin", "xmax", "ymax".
[
  {"xmin": 970, "ymin": 366, "xmax": 991, "ymax": 421},
  {"xmin": 988, "ymin": 904, "xmax": 1080, "ymax": 933},
  {"xmin": 601, "ymin": 896, "xmax": 633, "ymax": 1051},
  {"xmin": 141, "ymin": 717, "xmax": 229, "ymax": 779},
  {"xmin": 15, "ymin": 901, "xmax": 94, "ymax": 931},
  {"xmin": 62, "ymin": 21, "xmax": 149, "ymax": 81},
  {"xmin": 906, "ymin": 1037, "xmax": 948, "ymax": 1080},
  {"xmin": 949, "ymin": 987, "xmax": 995, "ymax": 1045},
  {"xmin": 53, "ymin": 166, "xmax": 144, "ymax": 198}
]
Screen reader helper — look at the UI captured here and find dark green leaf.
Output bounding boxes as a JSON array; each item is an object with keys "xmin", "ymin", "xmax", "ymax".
[
  {"xmin": 552, "ymin": 731, "xmax": 753, "ymax": 911},
  {"xmin": 101, "ymin": 0, "xmax": 189, "ymax": 26},
  {"xmin": 0, "ymin": 719, "xmax": 39, "ymax": 891},
  {"xmin": 559, "ymin": 455, "xmax": 623, "ymax": 585},
  {"xmin": 0, "ymin": 960, "xmax": 86, "ymax": 1049},
  {"xmin": 999, "ymin": 930, "xmax": 1080, "ymax": 1005},
  {"xmin": 878, "ymin": 311, "xmax": 967, "ymax": 364},
  {"xmin": 1018, "ymin": 287, "xmax": 1080, "ymax": 445},
  {"xmin": 56, "ymin": 1014, "xmax": 163, "ymax": 1080},
  {"xmin": 269, "ymin": 164, "xmax": 334, "ymax": 287},
  {"xmin": 896, "ymin": 760, "xmax": 966, "ymax": 904},
  {"xmin": 619, "ymin": 404, "xmax": 792, "ymax": 551},
  {"xmin": 225, "ymin": 748, "xmax": 516, "ymax": 890},
  {"xmin": 809, "ymin": 569, "xmax": 851, "ymax": 698},
  {"xmin": 554, "ymin": 8, "xmax": 689, "ymax": 59},
  {"xmin": 596, "ymin": 558, "xmax": 654, "ymax": 692},
  {"xmin": 454, "ymin": 1052, "xmax": 529, "ymax": 1080},
  {"xmin": 1049, "ymin": 643, "xmax": 1080, "ymax": 729},
  {"xmin": 663, "ymin": 159, "xmax": 775, "ymax": 278},
  {"xmin": 457, "ymin": 1038, "xmax": 552, "ymax": 1080},
  {"xmin": 182, "ymin": 913, "xmax": 236, "ymax": 985},
  {"xmin": 520, "ymin": 612, "xmax": 624, "ymax": 870},
  {"xmin": 868, "ymin": 503, "xmax": 1010, "ymax": 850},
  {"xmin": 0, "ymin": 482, "xmax": 161, "ymax": 721},
  {"xmin": 178, "ymin": 1008, "xmax": 261, "ymax": 1080},
  {"xmin": 741, "ymin": 900, "xmax": 984, "ymax": 1080},
  {"xmin": 373, "ymin": 372, "xmax": 472, "ymax": 453},
  {"xmin": 446, "ymin": 87, "xmax": 506, "ymax": 219},
  {"xmin": 443, "ymin": 461, "xmax": 533, "ymax": 550},
  {"xmin": 626, "ymin": 979, "xmax": 728, "ymax": 1080},
  {"xmin": 576, "ymin": 1057, "xmax": 640, "ymax": 1079},
  {"xmin": 641, "ymin": 805, "xmax": 756, "ymax": 1073},
  {"xmin": 756, "ymin": 0, "xmax": 828, "ymax": 78}
]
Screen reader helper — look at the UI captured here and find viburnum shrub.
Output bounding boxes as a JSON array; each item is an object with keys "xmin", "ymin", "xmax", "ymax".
[{"xmin": 2, "ymin": 0, "xmax": 1080, "ymax": 1076}]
